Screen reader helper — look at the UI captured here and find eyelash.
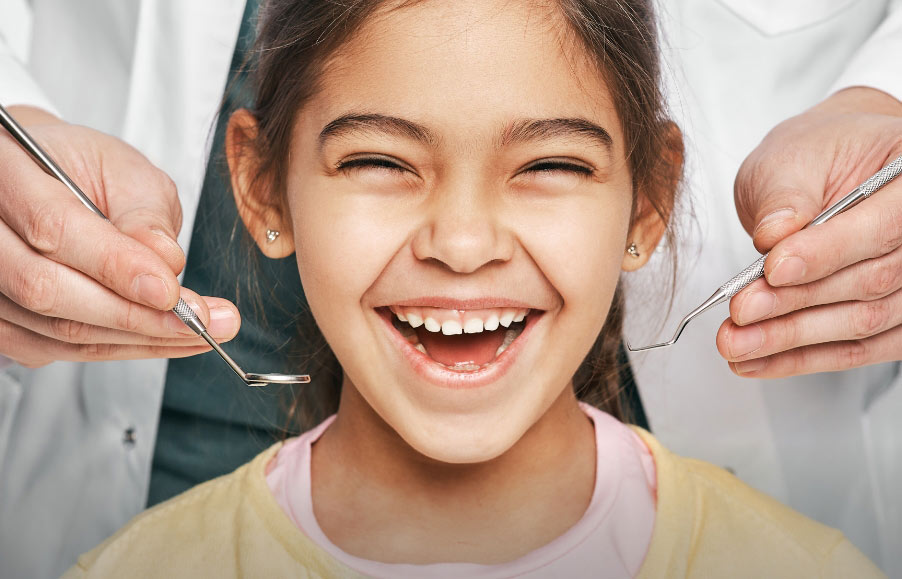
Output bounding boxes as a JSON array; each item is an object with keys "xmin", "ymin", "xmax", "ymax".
[
  {"xmin": 336, "ymin": 156, "xmax": 594, "ymax": 177},
  {"xmin": 335, "ymin": 155, "xmax": 408, "ymax": 173},
  {"xmin": 521, "ymin": 159, "xmax": 594, "ymax": 176}
]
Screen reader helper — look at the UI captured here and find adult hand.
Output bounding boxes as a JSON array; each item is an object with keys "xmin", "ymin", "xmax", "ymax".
[
  {"xmin": 717, "ymin": 87, "xmax": 902, "ymax": 378},
  {"xmin": 0, "ymin": 105, "xmax": 239, "ymax": 368}
]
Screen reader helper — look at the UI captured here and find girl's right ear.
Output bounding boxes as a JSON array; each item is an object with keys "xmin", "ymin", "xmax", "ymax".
[{"xmin": 226, "ymin": 109, "xmax": 295, "ymax": 258}]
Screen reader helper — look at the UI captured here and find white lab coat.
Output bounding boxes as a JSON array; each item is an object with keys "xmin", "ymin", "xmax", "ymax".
[
  {"xmin": 0, "ymin": 0, "xmax": 899, "ymax": 577},
  {"xmin": 626, "ymin": 0, "xmax": 902, "ymax": 575},
  {"xmin": 0, "ymin": 2, "xmax": 245, "ymax": 577}
]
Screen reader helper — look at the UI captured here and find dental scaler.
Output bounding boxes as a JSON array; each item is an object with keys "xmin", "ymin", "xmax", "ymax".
[
  {"xmin": 628, "ymin": 153, "xmax": 902, "ymax": 352},
  {"xmin": 0, "ymin": 103, "xmax": 309, "ymax": 387}
]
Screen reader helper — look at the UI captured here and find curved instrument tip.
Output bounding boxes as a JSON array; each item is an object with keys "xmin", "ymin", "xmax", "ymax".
[{"xmin": 626, "ymin": 340, "xmax": 675, "ymax": 352}]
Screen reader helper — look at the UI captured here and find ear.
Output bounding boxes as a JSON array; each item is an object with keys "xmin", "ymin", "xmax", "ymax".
[
  {"xmin": 621, "ymin": 121, "xmax": 683, "ymax": 272},
  {"xmin": 226, "ymin": 108, "xmax": 295, "ymax": 259}
]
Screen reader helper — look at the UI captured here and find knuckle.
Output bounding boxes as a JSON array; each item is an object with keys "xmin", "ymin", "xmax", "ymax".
[
  {"xmin": 862, "ymin": 258, "xmax": 901, "ymax": 300},
  {"xmin": 788, "ymin": 348, "xmax": 809, "ymax": 376},
  {"xmin": 876, "ymin": 205, "xmax": 902, "ymax": 255},
  {"xmin": 851, "ymin": 300, "xmax": 890, "ymax": 339},
  {"xmin": 842, "ymin": 340, "xmax": 870, "ymax": 369},
  {"xmin": 782, "ymin": 319, "xmax": 801, "ymax": 349},
  {"xmin": 79, "ymin": 342, "xmax": 116, "ymax": 361},
  {"xmin": 114, "ymin": 300, "xmax": 142, "ymax": 333},
  {"xmin": 96, "ymin": 247, "xmax": 124, "ymax": 290},
  {"xmin": 13, "ymin": 261, "xmax": 59, "ymax": 314},
  {"xmin": 22, "ymin": 203, "xmax": 66, "ymax": 256},
  {"xmin": 49, "ymin": 317, "xmax": 93, "ymax": 344},
  {"xmin": 158, "ymin": 172, "xmax": 178, "ymax": 199}
]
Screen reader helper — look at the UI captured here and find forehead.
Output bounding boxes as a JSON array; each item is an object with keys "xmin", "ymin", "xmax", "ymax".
[{"xmin": 302, "ymin": 0, "xmax": 623, "ymax": 150}]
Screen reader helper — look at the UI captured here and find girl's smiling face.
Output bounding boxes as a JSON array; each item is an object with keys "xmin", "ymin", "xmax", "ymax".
[{"xmin": 232, "ymin": 0, "xmax": 663, "ymax": 463}]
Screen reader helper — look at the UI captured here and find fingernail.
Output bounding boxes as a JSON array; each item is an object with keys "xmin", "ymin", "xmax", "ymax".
[
  {"xmin": 167, "ymin": 301, "xmax": 203, "ymax": 335},
  {"xmin": 150, "ymin": 227, "xmax": 182, "ymax": 252},
  {"xmin": 734, "ymin": 357, "xmax": 767, "ymax": 375},
  {"xmin": 208, "ymin": 307, "xmax": 238, "ymax": 337},
  {"xmin": 728, "ymin": 324, "xmax": 764, "ymax": 358},
  {"xmin": 753, "ymin": 208, "xmax": 796, "ymax": 238},
  {"xmin": 133, "ymin": 274, "xmax": 171, "ymax": 309},
  {"xmin": 737, "ymin": 290, "xmax": 776, "ymax": 324},
  {"xmin": 768, "ymin": 256, "xmax": 806, "ymax": 286}
]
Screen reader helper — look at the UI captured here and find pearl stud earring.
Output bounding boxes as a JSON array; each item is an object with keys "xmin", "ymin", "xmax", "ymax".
[
  {"xmin": 266, "ymin": 229, "xmax": 280, "ymax": 243},
  {"xmin": 627, "ymin": 242, "xmax": 640, "ymax": 258}
]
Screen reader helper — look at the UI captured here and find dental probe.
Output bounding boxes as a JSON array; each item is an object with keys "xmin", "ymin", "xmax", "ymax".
[
  {"xmin": 0, "ymin": 103, "xmax": 310, "ymax": 387},
  {"xmin": 628, "ymin": 153, "xmax": 902, "ymax": 352}
]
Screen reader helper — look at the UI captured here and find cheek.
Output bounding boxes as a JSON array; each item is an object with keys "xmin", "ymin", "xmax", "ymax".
[
  {"xmin": 288, "ymin": 177, "xmax": 410, "ymax": 313},
  {"xmin": 518, "ymin": 193, "xmax": 631, "ymax": 314}
]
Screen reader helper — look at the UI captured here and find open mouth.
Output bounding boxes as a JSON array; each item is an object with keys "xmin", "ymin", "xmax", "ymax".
[{"xmin": 382, "ymin": 305, "xmax": 534, "ymax": 373}]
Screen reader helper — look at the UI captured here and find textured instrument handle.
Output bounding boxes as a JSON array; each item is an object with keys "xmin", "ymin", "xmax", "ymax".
[
  {"xmin": 172, "ymin": 298, "xmax": 206, "ymax": 335},
  {"xmin": 172, "ymin": 298, "xmax": 197, "ymax": 322},
  {"xmin": 720, "ymin": 254, "xmax": 767, "ymax": 298},
  {"xmin": 861, "ymin": 155, "xmax": 902, "ymax": 197}
]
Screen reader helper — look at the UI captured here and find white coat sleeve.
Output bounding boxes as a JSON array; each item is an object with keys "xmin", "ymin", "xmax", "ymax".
[
  {"xmin": 0, "ymin": 5, "xmax": 54, "ymax": 369},
  {"xmin": 0, "ymin": 13, "xmax": 59, "ymax": 114},
  {"xmin": 828, "ymin": 0, "xmax": 902, "ymax": 101}
]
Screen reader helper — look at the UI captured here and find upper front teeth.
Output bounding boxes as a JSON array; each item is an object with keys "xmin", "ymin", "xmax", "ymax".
[
  {"xmin": 389, "ymin": 306, "xmax": 531, "ymax": 334},
  {"xmin": 463, "ymin": 318, "xmax": 483, "ymax": 334},
  {"xmin": 441, "ymin": 320, "xmax": 463, "ymax": 335}
]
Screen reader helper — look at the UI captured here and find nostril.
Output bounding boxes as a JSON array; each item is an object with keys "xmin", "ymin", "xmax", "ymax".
[{"xmin": 411, "ymin": 215, "xmax": 514, "ymax": 274}]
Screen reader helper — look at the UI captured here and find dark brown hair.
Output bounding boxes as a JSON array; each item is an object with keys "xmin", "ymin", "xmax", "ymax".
[{"xmin": 239, "ymin": 0, "xmax": 682, "ymax": 429}]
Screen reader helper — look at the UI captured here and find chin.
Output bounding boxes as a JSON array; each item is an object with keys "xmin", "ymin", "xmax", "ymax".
[{"xmin": 395, "ymin": 413, "xmax": 527, "ymax": 465}]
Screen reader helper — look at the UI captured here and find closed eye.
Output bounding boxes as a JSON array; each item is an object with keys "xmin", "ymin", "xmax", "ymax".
[
  {"xmin": 520, "ymin": 158, "xmax": 594, "ymax": 176},
  {"xmin": 335, "ymin": 154, "xmax": 412, "ymax": 174}
]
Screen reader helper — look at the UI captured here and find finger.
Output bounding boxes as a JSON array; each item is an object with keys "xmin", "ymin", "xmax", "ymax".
[
  {"xmin": 717, "ymin": 288, "xmax": 902, "ymax": 362},
  {"xmin": 0, "ymin": 222, "xmax": 240, "ymax": 338},
  {"xmin": 117, "ymin": 206, "xmax": 186, "ymax": 276},
  {"xmin": 729, "ymin": 245, "xmax": 902, "ymax": 325},
  {"xmin": 734, "ymin": 150, "xmax": 829, "ymax": 252},
  {"xmin": 0, "ymin": 145, "xmax": 181, "ymax": 310},
  {"xmin": 0, "ymin": 290, "xmax": 239, "ymax": 346},
  {"xmin": 103, "ymin": 149, "xmax": 186, "ymax": 275},
  {"xmin": 726, "ymin": 324, "xmax": 902, "ymax": 379},
  {"xmin": 0, "ymin": 318, "xmax": 215, "ymax": 368},
  {"xmin": 761, "ymin": 178, "xmax": 902, "ymax": 287}
]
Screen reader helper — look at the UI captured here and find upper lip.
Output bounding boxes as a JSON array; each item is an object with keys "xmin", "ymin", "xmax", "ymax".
[{"xmin": 376, "ymin": 296, "xmax": 547, "ymax": 311}]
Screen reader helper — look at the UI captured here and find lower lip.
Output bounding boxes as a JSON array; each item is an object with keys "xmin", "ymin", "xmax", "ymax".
[{"xmin": 378, "ymin": 308, "xmax": 543, "ymax": 390}]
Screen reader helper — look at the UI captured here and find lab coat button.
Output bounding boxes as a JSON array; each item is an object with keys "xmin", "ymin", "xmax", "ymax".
[{"xmin": 123, "ymin": 427, "xmax": 137, "ymax": 447}]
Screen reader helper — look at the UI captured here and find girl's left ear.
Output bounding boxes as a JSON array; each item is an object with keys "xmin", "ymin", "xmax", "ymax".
[
  {"xmin": 621, "ymin": 122, "xmax": 684, "ymax": 272},
  {"xmin": 226, "ymin": 109, "xmax": 295, "ymax": 259},
  {"xmin": 621, "ymin": 200, "xmax": 666, "ymax": 272}
]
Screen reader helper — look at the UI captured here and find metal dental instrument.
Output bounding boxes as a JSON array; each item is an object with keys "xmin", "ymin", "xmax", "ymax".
[
  {"xmin": 628, "ymin": 153, "xmax": 902, "ymax": 352},
  {"xmin": 0, "ymin": 103, "xmax": 310, "ymax": 387}
]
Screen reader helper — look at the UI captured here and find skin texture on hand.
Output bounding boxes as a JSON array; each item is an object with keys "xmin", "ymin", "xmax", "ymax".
[
  {"xmin": 717, "ymin": 87, "xmax": 902, "ymax": 378},
  {"xmin": 0, "ymin": 105, "xmax": 240, "ymax": 367}
]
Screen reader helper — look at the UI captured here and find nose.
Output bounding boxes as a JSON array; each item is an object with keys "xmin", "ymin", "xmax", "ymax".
[{"xmin": 411, "ymin": 180, "xmax": 514, "ymax": 274}]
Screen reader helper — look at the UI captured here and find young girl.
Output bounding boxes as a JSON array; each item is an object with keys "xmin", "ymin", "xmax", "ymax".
[{"xmin": 65, "ymin": 0, "xmax": 881, "ymax": 576}]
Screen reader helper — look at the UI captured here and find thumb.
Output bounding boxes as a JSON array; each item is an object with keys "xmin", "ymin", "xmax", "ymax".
[{"xmin": 734, "ymin": 154, "xmax": 828, "ymax": 253}]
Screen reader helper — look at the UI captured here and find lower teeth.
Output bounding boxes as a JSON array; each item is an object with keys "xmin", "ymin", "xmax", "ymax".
[{"xmin": 494, "ymin": 328, "xmax": 518, "ymax": 357}]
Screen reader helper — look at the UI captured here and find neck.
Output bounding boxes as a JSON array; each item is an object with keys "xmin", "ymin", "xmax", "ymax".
[{"xmin": 310, "ymin": 381, "xmax": 596, "ymax": 564}]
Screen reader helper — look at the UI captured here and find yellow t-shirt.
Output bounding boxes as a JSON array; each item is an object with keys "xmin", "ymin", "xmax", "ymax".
[{"xmin": 64, "ymin": 428, "xmax": 884, "ymax": 578}]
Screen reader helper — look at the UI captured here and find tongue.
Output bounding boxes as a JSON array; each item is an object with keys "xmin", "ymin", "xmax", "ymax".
[{"xmin": 416, "ymin": 327, "xmax": 507, "ymax": 366}]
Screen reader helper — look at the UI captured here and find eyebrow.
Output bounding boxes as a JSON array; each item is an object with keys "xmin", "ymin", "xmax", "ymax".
[
  {"xmin": 318, "ymin": 113, "xmax": 613, "ymax": 153},
  {"xmin": 318, "ymin": 113, "xmax": 438, "ymax": 149},
  {"xmin": 500, "ymin": 118, "xmax": 614, "ymax": 152}
]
